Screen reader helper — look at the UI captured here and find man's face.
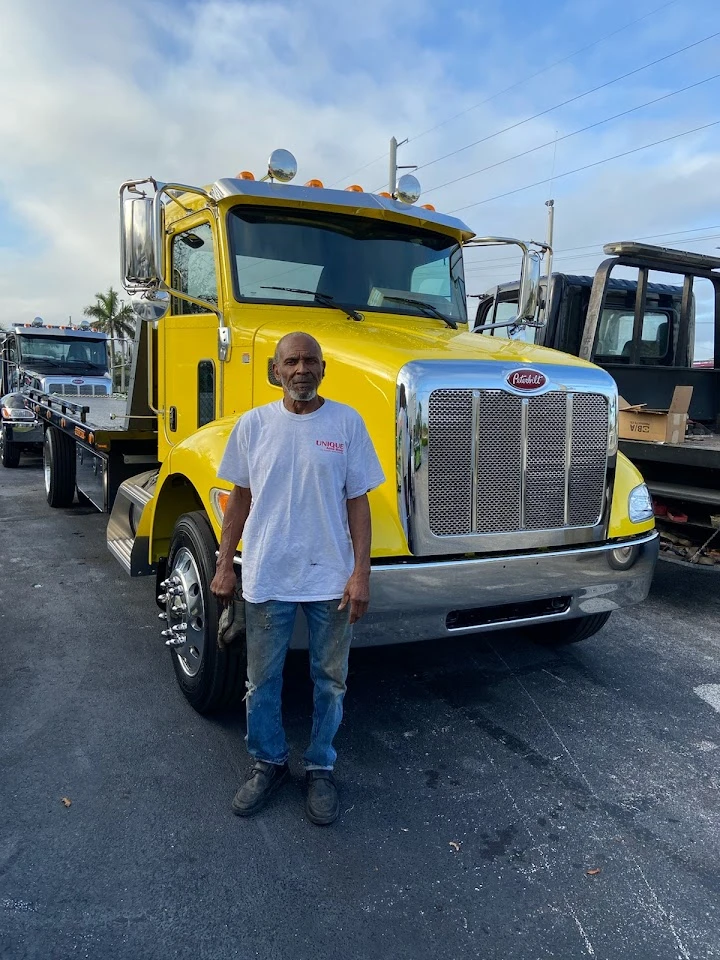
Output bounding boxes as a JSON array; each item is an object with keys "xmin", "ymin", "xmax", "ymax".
[{"xmin": 273, "ymin": 337, "xmax": 325, "ymax": 401}]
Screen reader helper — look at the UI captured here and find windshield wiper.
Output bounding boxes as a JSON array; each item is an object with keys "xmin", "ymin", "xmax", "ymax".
[
  {"xmin": 383, "ymin": 295, "xmax": 457, "ymax": 330},
  {"xmin": 260, "ymin": 286, "xmax": 363, "ymax": 322}
]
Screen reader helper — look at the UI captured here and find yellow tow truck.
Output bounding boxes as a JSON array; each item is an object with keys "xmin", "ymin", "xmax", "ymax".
[{"xmin": 31, "ymin": 149, "xmax": 658, "ymax": 712}]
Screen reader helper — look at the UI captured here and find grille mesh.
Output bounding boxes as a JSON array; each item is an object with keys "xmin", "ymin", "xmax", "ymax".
[
  {"xmin": 476, "ymin": 392, "xmax": 522, "ymax": 532},
  {"xmin": 428, "ymin": 388, "xmax": 608, "ymax": 537},
  {"xmin": 525, "ymin": 393, "xmax": 567, "ymax": 529},
  {"xmin": 428, "ymin": 390, "xmax": 473, "ymax": 535},
  {"xmin": 48, "ymin": 382, "xmax": 109, "ymax": 396},
  {"xmin": 568, "ymin": 395, "xmax": 609, "ymax": 525}
]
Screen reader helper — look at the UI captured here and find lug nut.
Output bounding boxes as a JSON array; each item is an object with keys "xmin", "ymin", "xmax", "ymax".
[
  {"xmin": 161, "ymin": 628, "xmax": 174, "ymax": 638},
  {"xmin": 172, "ymin": 622, "xmax": 188, "ymax": 633},
  {"xmin": 165, "ymin": 637, "xmax": 186, "ymax": 648},
  {"xmin": 158, "ymin": 594, "xmax": 168, "ymax": 603},
  {"xmin": 158, "ymin": 612, "xmax": 168, "ymax": 620}
]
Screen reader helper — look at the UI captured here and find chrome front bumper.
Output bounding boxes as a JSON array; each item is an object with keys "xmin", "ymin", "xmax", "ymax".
[{"xmin": 233, "ymin": 532, "xmax": 658, "ymax": 649}]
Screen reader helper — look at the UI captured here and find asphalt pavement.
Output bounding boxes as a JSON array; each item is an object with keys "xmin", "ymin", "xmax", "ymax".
[{"xmin": 1, "ymin": 457, "xmax": 719, "ymax": 960}]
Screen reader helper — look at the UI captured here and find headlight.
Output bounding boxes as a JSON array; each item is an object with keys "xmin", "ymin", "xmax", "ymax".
[{"xmin": 628, "ymin": 483, "xmax": 653, "ymax": 523}]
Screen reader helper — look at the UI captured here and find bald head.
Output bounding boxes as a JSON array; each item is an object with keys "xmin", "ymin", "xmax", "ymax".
[
  {"xmin": 273, "ymin": 332, "xmax": 323, "ymax": 364},
  {"xmin": 272, "ymin": 331, "xmax": 326, "ymax": 405}
]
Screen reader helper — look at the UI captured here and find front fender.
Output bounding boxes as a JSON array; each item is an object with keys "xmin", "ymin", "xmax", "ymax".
[{"xmin": 146, "ymin": 417, "xmax": 238, "ymax": 561}]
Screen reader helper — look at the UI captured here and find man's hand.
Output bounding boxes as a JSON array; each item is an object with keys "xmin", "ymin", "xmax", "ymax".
[
  {"xmin": 210, "ymin": 564, "xmax": 238, "ymax": 607},
  {"xmin": 211, "ymin": 485, "xmax": 251, "ymax": 607},
  {"xmin": 338, "ymin": 569, "xmax": 370, "ymax": 624}
]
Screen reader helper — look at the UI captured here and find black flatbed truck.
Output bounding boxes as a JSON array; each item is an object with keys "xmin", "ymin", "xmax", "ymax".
[{"xmin": 475, "ymin": 242, "xmax": 720, "ymax": 525}]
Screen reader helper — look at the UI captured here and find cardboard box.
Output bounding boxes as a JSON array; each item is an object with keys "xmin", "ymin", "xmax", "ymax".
[{"xmin": 618, "ymin": 386, "xmax": 693, "ymax": 444}]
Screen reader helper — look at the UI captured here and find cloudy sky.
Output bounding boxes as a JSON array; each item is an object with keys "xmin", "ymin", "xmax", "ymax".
[{"xmin": 1, "ymin": 0, "xmax": 718, "ymax": 356}]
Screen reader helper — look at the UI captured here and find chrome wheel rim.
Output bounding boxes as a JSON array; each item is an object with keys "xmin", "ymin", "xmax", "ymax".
[{"xmin": 167, "ymin": 547, "xmax": 207, "ymax": 678}]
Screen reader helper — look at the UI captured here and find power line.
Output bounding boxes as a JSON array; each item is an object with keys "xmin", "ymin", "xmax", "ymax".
[
  {"xmin": 331, "ymin": 0, "xmax": 681, "ymax": 189},
  {"xmin": 424, "ymin": 73, "xmax": 720, "ymax": 195},
  {"xmin": 409, "ymin": 0, "xmax": 682, "ymax": 144},
  {"xmin": 326, "ymin": 150, "xmax": 389, "ymax": 189},
  {"xmin": 465, "ymin": 235, "xmax": 720, "ymax": 278},
  {"xmin": 463, "ymin": 228, "xmax": 720, "ymax": 272},
  {"xmin": 412, "ymin": 29, "xmax": 720, "ymax": 177},
  {"xmin": 449, "ymin": 119, "xmax": 720, "ymax": 214}
]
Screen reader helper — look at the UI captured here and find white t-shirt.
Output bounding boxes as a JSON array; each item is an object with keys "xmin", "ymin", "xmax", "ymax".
[{"xmin": 218, "ymin": 399, "xmax": 385, "ymax": 603}]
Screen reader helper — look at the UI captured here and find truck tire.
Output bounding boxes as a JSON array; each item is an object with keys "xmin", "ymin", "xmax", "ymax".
[
  {"xmin": 43, "ymin": 427, "xmax": 76, "ymax": 508},
  {"xmin": 0, "ymin": 427, "xmax": 20, "ymax": 468},
  {"xmin": 165, "ymin": 511, "xmax": 246, "ymax": 714},
  {"xmin": 527, "ymin": 611, "xmax": 612, "ymax": 647}
]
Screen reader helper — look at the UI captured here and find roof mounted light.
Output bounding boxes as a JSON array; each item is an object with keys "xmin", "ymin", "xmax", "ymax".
[
  {"xmin": 304, "ymin": 179, "xmax": 324, "ymax": 188},
  {"xmin": 345, "ymin": 184, "xmax": 363, "ymax": 192},
  {"xmin": 31, "ymin": 317, "xmax": 44, "ymax": 327},
  {"xmin": 396, "ymin": 174, "xmax": 421, "ymax": 204},
  {"xmin": 237, "ymin": 170, "xmax": 255, "ymax": 180},
  {"xmin": 265, "ymin": 148, "xmax": 297, "ymax": 183}
]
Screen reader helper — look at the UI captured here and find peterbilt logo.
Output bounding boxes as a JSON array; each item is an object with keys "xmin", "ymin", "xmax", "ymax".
[{"xmin": 506, "ymin": 369, "xmax": 546, "ymax": 391}]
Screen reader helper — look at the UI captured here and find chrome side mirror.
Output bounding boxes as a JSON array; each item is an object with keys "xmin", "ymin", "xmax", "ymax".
[
  {"xmin": 517, "ymin": 248, "xmax": 542, "ymax": 323},
  {"xmin": 131, "ymin": 291, "xmax": 169, "ymax": 323},
  {"xmin": 463, "ymin": 237, "xmax": 549, "ymax": 333},
  {"xmin": 120, "ymin": 189, "xmax": 159, "ymax": 289}
]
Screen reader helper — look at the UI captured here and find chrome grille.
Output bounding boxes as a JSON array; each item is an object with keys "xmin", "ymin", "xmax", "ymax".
[
  {"xmin": 47, "ymin": 382, "xmax": 109, "ymax": 396},
  {"xmin": 428, "ymin": 389, "xmax": 608, "ymax": 536},
  {"xmin": 568, "ymin": 395, "xmax": 609, "ymax": 526},
  {"xmin": 428, "ymin": 390, "xmax": 473, "ymax": 536}
]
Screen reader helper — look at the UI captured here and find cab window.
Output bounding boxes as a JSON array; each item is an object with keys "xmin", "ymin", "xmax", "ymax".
[
  {"xmin": 596, "ymin": 309, "xmax": 670, "ymax": 360},
  {"xmin": 171, "ymin": 223, "xmax": 218, "ymax": 315}
]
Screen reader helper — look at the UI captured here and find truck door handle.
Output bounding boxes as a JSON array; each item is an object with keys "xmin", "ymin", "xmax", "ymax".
[{"xmin": 169, "ymin": 406, "xmax": 177, "ymax": 432}]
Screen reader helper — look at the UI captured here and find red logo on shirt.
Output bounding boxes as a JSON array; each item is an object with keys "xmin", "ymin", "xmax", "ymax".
[{"xmin": 316, "ymin": 439, "xmax": 345, "ymax": 453}]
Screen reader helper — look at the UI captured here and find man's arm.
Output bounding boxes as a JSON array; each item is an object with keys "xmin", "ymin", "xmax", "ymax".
[
  {"xmin": 210, "ymin": 485, "xmax": 252, "ymax": 604},
  {"xmin": 339, "ymin": 493, "xmax": 372, "ymax": 624}
]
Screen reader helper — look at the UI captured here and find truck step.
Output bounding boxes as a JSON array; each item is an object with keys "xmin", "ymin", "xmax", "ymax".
[{"xmin": 106, "ymin": 470, "xmax": 159, "ymax": 576}]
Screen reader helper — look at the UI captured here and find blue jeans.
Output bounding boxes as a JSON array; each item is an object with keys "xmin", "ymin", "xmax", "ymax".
[{"xmin": 244, "ymin": 600, "xmax": 352, "ymax": 770}]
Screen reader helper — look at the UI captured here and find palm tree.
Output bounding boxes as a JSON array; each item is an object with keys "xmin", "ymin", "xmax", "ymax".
[{"xmin": 83, "ymin": 287, "xmax": 135, "ymax": 392}]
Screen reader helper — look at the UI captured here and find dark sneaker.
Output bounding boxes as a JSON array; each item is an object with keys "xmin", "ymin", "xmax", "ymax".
[
  {"xmin": 305, "ymin": 770, "xmax": 340, "ymax": 826},
  {"xmin": 232, "ymin": 761, "xmax": 289, "ymax": 817}
]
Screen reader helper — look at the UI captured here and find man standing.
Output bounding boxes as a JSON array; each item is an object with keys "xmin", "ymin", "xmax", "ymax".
[{"xmin": 210, "ymin": 332, "xmax": 385, "ymax": 825}]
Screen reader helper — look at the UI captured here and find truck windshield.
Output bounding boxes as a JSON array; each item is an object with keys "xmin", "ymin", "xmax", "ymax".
[
  {"xmin": 18, "ymin": 336, "xmax": 108, "ymax": 372},
  {"xmin": 228, "ymin": 206, "xmax": 467, "ymax": 324}
]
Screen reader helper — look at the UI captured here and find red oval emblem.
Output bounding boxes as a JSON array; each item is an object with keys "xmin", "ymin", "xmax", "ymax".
[{"xmin": 506, "ymin": 369, "xmax": 546, "ymax": 391}]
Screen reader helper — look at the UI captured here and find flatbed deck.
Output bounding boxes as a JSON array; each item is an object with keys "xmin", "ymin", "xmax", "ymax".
[
  {"xmin": 28, "ymin": 389, "xmax": 156, "ymax": 447},
  {"xmin": 619, "ymin": 433, "xmax": 720, "ymax": 468}
]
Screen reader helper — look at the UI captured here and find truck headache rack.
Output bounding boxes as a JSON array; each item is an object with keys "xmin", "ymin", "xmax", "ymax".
[{"xmin": 27, "ymin": 389, "xmax": 90, "ymax": 424}]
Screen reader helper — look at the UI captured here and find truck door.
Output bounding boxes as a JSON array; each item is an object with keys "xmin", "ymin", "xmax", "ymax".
[{"xmin": 160, "ymin": 220, "xmax": 221, "ymax": 458}]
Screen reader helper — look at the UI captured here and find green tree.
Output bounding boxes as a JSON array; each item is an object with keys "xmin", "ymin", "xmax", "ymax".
[{"xmin": 83, "ymin": 287, "xmax": 135, "ymax": 392}]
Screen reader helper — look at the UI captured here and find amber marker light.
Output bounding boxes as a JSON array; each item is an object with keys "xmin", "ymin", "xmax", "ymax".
[
  {"xmin": 421, "ymin": 203, "xmax": 436, "ymax": 211},
  {"xmin": 345, "ymin": 184, "xmax": 363, "ymax": 192},
  {"xmin": 378, "ymin": 191, "xmax": 392, "ymax": 198},
  {"xmin": 237, "ymin": 170, "xmax": 255, "ymax": 180},
  {"xmin": 210, "ymin": 488, "xmax": 231, "ymax": 524},
  {"xmin": 304, "ymin": 179, "xmax": 324, "ymax": 188}
]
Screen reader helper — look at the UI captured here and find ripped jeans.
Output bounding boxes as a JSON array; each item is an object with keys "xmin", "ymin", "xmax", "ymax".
[{"xmin": 244, "ymin": 600, "xmax": 352, "ymax": 770}]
